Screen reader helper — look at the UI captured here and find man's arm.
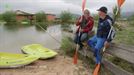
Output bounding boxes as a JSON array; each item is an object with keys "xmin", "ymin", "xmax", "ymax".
[{"xmin": 103, "ymin": 19, "xmax": 113, "ymax": 48}]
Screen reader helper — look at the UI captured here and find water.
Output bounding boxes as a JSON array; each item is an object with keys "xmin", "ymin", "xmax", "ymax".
[{"xmin": 0, "ymin": 24, "xmax": 62, "ymax": 53}]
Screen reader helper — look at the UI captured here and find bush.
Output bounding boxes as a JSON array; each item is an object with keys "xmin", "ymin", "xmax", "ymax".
[
  {"xmin": 60, "ymin": 37, "xmax": 75, "ymax": 57},
  {"xmin": 128, "ymin": 14, "xmax": 134, "ymax": 25},
  {"xmin": 60, "ymin": 11, "xmax": 73, "ymax": 24},
  {"xmin": 93, "ymin": 14, "xmax": 99, "ymax": 21},
  {"xmin": 35, "ymin": 11, "xmax": 47, "ymax": 22},
  {"xmin": 35, "ymin": 12, "xmax": 48, "ymax": 31},
  {"xmin": 2, "ymin": 11, "xmax": 16, "ymax": 22},
  {"xmin": 0, "ymin": 14, "xmax": 3, "ymax": 21}
]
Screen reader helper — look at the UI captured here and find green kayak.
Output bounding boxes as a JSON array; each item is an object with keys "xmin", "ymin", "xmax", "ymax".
[
  {"xmin": 21, "ymin": 44, "xmax": 58, "ymax": 59},
  {"xmin": 0, "ymin": 52, "xmax": 39, "ymax": 68}
]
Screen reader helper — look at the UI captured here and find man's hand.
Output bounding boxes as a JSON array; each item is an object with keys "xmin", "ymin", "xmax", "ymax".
[{"xmin": 104, "ymin": 41, "xmax": 110, "ymax": 48}]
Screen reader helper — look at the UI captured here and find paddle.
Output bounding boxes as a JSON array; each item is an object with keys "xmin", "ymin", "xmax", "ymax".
[
  {"xmin": 73, "ymin": 0, "xmax": 86, "ymax": 64},
  {"xmin": 93, "ymin": 64, "xmax": 101, "ymax": 75},
  {"xmin": 93, "ymin": 0, "xmax": 125, "ymax": 75}
]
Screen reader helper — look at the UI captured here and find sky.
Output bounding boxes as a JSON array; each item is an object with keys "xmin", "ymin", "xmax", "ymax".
[{"xmin": 0, "ymin": 0, "xmax": 134, "ymax": 14}]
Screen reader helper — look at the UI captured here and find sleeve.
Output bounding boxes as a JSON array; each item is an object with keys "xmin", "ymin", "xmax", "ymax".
[
  {"xmin": 76, "ymin": 16, "xmax": 82, "ymax": 26},
  {"xmin": 105, "ymin": 19, "xmax": 113, "ymax": 42}
]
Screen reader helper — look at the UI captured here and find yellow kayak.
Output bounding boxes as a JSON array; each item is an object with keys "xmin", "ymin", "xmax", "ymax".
[
  {"xmin": 0, "ymin": 52, "xmax": 39, "ymax": 68},
  {"xmin": 21, "ymin": 44, "xmax": 58, "ymax": 59}
]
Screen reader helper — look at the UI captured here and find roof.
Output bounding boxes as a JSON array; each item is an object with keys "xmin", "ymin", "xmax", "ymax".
[
  {"xmin": 46, "ymin": 14, "xmax": 56, "ymax": 16},
  {"xmin": 15, "ymin": 10, "xmax": 56, "ymax": 16},
  {"xmin": 15, "ymin": 10, "xmax": 34, "ymax": 16}
]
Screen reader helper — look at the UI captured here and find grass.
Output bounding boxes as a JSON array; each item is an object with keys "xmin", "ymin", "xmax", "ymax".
[
  {"xmin": 107, "ymin": 55, "xmax": 134, "ymax": 74},
  {"xmin": 60, "ymin": 36, "xmax": 75, "ymax": 57},
  {"xmin": 114, "ymin": 21, "xmax": 134, "ymax": 45}
]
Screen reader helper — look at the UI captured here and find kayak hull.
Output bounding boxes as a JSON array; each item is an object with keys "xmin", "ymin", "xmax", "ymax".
[{"xmin": 0, "ymin": 52, "xmax": 39, "ymax": 68}]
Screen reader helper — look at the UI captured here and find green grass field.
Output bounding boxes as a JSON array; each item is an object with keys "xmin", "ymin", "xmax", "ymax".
[{"xmin": 114, "ymin": 21, "xmax": 134, "ymax": 45}]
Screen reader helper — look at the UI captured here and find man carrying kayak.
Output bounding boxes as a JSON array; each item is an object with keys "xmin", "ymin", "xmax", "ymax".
[
  {"xmin": 88, "ymin": 6, "xmax": 113, "ymax": 64},
  {"xmin": 74, "ymin": 9, "xmax": 94, "ymax": 50}
]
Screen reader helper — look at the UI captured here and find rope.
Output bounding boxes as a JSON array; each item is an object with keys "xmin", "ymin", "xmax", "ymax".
[
  {"xmin": 36, "ymin": 24, "xmax": 70, "ymax": 58},
  {"xmin": 36, "ymin": 24, "xmax": 61, "ymax": 44}
]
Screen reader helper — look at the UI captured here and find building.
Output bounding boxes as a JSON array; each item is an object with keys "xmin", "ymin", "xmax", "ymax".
[
  {"xmin": 15, "ymin": 10, "xmax": 34, "ymax": 22},
  {"xmin": 15, "ymin": 10, "xmax": 56, "ymax": 22},
  {"xmin": 46, "ymin": 14, "xmax": 56, "ymax": 21}
]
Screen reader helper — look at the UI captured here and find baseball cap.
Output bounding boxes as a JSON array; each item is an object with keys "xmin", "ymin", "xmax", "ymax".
[{"xmin": 97, "ymin": 6, "xmax": 108, "ymax": 13}]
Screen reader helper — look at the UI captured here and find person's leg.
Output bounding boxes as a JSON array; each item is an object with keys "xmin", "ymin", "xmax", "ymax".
[
  {"xmin": 80, "ymin": 33, "xmax": 88, "ymax": 42},
  {"xmin": 74, "ymin": 33, "xmax": 79, "ymax": 44},
  {"xmin": 74, "ymin": 33, "xmax": 83, "ymax": 50},
  {"xmin": 94, "ymin": 38, "xmax": 106, "ymax": 64},
  {"xmin": 79, "ymin": 33, "xmax": 88, "ymax": 48},
  {"xmin": 87, "ymin": 35, "xmax": 97, "ymax": 51}
]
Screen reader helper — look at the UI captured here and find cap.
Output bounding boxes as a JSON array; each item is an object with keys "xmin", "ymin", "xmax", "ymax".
[{"xmin": 97, "ymin": 6, "xmax": 108, "ymax": 13}]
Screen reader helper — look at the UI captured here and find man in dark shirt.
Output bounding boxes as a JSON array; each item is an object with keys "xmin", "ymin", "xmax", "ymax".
[{"xmin": 88, "ymin": 7, "xmax": 113, "ymax": 64}]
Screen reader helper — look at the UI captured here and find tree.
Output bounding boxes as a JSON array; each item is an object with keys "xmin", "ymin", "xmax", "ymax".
[
  {"xmin": 93, "ymin": 14, "xmax": 99, "ymax": 21},
  {"xmin": 35, "ymin": 11, "xmax": 47, "ymax": 22},
  {"xmin": 2, "ymin": 11, "xmax": 16, "ymax": 22},
  {"xmin": 35, "ymin": 11, "xmax": 48, "ymax": 30},
  {"xmin": 60, "ymin": 11, "xmax": 73, "ymax": 24},
  {"xmin": 0, "ymin": 14, "xmax": 3, "ymax": 21}
]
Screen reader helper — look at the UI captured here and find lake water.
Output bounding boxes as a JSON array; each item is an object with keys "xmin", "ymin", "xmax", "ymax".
[
  {"xmin": 0, "ymin": 23, "xmax": 96, "ymax": 54},
  {"xmin": 0, "ymin": 24, "xmax": 64, "ymax": 53}
]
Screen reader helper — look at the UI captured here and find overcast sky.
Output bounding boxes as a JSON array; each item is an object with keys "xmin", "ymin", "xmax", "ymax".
[{"xmin": 0, "ymin": 0, "xmax": 134, "ymax": 14}]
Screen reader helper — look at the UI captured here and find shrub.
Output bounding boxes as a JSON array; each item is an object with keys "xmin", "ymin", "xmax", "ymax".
[
  {"xmin": 60, "ymin": 11, "xmax": 73, "ymax": 24},
  {"xmin": 2, "ymin": 11, "xmax": 16, "ymax": 22},
  {"xmin": 35, "ymin": 11, "xmax": 47, "ymax": 22}
]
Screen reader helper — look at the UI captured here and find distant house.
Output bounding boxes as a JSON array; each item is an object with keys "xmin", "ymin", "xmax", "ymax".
[
  {"xmin": 15, "ymin": 10, "xmax": 56, "ymax": 22},
  {"xmin": 46, "ymin": 14, "xmax": 56, "ymax": 21},
  {"xmin": 15, "ymin": 10, "xmax": 34, "ymax": 22}
]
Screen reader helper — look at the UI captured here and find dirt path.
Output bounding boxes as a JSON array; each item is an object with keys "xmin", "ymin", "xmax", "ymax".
[{"xmin": 0, "ymin": 55, "xmax": 92, "ymax": 75}]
